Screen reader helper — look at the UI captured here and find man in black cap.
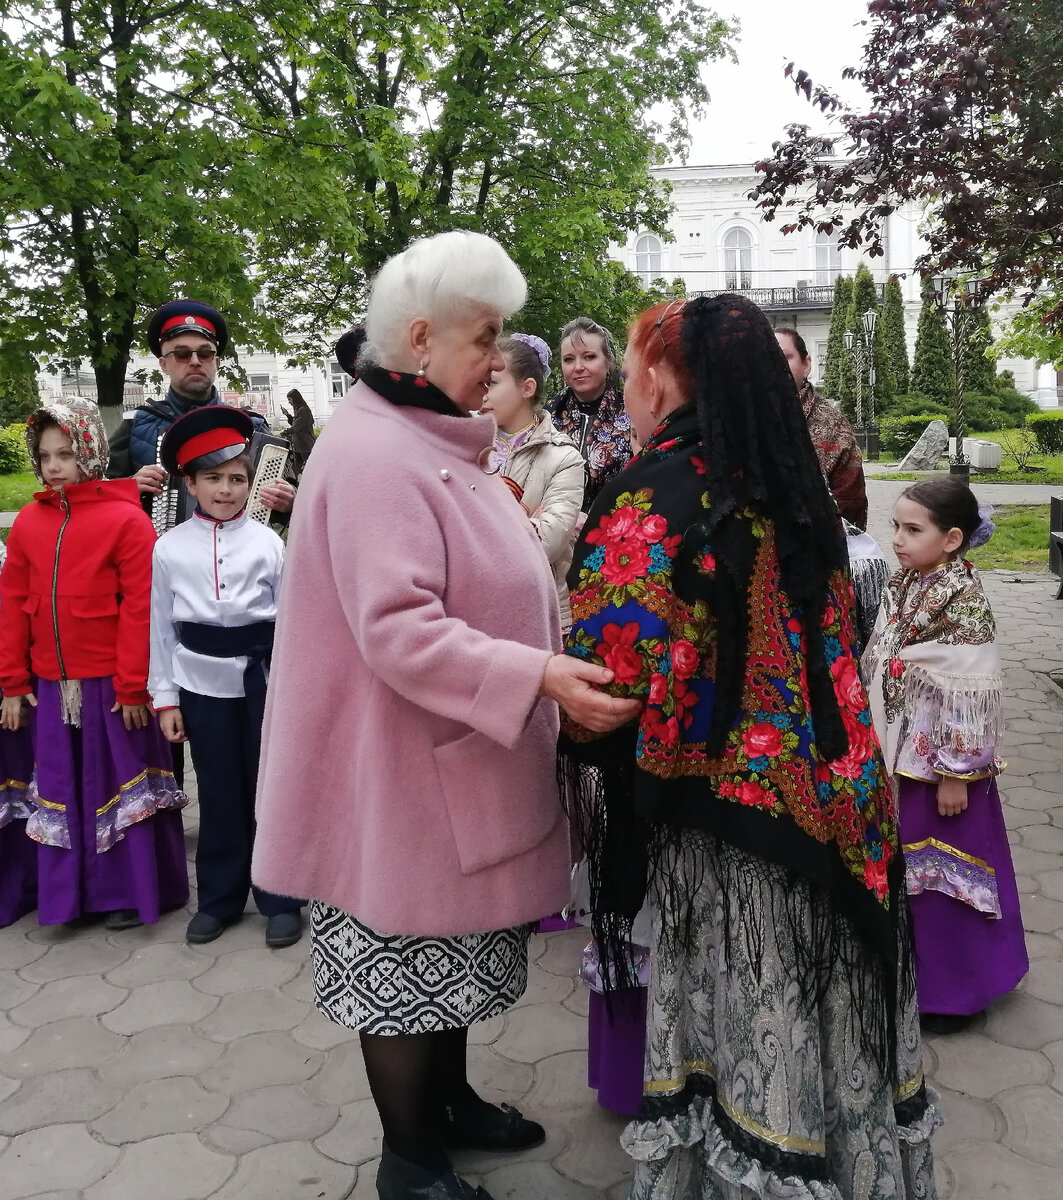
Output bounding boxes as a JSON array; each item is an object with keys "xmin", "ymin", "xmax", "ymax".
[{"xmin": 109, "ymin": 299, "xmax": 294, "ymax": 515}]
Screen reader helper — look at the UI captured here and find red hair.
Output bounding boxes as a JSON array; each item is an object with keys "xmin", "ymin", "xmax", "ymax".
[{"xmin": 626, "ymin": 300, "xmax": 692, "ymax": 396}]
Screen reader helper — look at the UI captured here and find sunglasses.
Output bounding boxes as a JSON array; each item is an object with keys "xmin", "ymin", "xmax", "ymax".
[{"xmin": 162, "ymin": 346, "xmax": 218, "ymax": 362}]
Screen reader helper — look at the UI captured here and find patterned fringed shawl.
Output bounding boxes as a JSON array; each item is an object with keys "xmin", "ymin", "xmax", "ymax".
[
  {"xmin": 558, "ymin": 405, "xmax": 912, "ymax": 1079},
  {"xmin": 861, "ymin": 560, "xmax": 1003, "ymax": 778}
]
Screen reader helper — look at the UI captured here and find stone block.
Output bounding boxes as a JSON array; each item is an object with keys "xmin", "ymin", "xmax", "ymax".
[
  {"xmin": 97, "ymin": 1023, "xmax": 224, "ymax": 1087},
  {"xmin": 102, "ymin": 979, "xmax": 218, "ymax": 1035},
  {"xmin": 194, "ymin": 987, "xmax": 307, "ymax": 1041},
  {"xmin": 946, "ymin": 1137, "xmax": 1061, "ymax": 1198},
  {"xmin": 998, "ymin": 1085, "xmax": 1063, "ymax": 1167},
  {"xmin": 493, "ymin": 1001, "xmax": 589, "ymax": 1064},
  {"xmin": 0, "ymin": 1016, "xmax": 123, "ymax": 1078},
  {"xmin": 302, "ymin": 1038, "xmax": 372, "ymax": 1106},
  {"xmin": 983, "ymin": 991, "xmax": 1063, "ymax": 1051},
  {"xmin": 82, "ymin": 1132, "xmax": 234, "ymax": 1200},
  {"xmin": 0, "ymin": 1068, "xmax": 122, "ymax": 1136},
  {"xmin": 215, "ymin": 1083, "xmax": 338, "ymax": 1142},
  {"xmin": 200, "ymin": 1031, "xmax": 324, "ymax": 1095},
  {"xmin": 290, "ymin": 1009, "xmax": 359, "ymax": 1052},
  {"xmin": 480, "ymin": 1160, "xmax": 605, "ymax": 1200},
  {"xmin": 8, "ymin": 974, "xmax": 128, "ymax": 1028},
  {"xmin": 930, "ymin": 1032, "xmax": 1050, "ymax": 1098},
  {"xmin": 534, "ymin": 930, "xmax": 583, "ymax": 979},
  {"xmin": 103, "ymin": 941, "xmax": 214, "ymax": 988},
  {"xmin": 898, "ymin": 420, "xmax": 948, "ymax": 471},
  {"xmin": 466, "ymin": 1044, "xmax": 535, "ymax": 1105},
  {"xmin": 313, "ymin": 1098, "xmax": 382, "ymax": 1166},
  {"xmin": 89, "ymin": 1076, "xmax": 229, "ymax": 1143},
  {"xmin": 1017, "ymin": 956, "xmax": 1063, "ymax": 1006},
  {"xmin": 208, "ymin": 1141, "xmax": 354, "ymax": 1200},
  {"xmin": 19, "ymin": 938, "xmax": 131, "ymax": 983},
  {"xmin": 1019, "ymin": 894, "xmax": 1063, "ymax": 935},
  {"xmin": 192, "ymin": 947, "xmax": 303, "ymax": 997},
  {"xmin": 0, "ymin": 936, "xmax": 47, "ymax": 972},
  {"xmin": 0, "ymin": 1124, "xmax": 119, "ymax": 1199}
]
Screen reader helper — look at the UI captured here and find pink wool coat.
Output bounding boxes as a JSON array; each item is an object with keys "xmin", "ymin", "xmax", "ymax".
[{"xmin": 252, "ymin": 381, "xmax": 571, "ymax": 935}]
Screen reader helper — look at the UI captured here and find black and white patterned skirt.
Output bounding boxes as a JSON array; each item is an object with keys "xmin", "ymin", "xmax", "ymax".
[{"xmin": 309, "ymin": 901, "xmax": 532, "ymax": 1034}]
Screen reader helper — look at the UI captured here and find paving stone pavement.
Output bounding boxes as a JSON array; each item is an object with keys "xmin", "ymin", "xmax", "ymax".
[{"xmin": 1, "ymin": 481, "xmax": 1062, "ymax": 1199}]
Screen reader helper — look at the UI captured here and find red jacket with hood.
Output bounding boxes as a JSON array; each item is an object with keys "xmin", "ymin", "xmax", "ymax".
[{"xmin": 0, "ymin": 401, "xmax": 157, "ymax": 706}]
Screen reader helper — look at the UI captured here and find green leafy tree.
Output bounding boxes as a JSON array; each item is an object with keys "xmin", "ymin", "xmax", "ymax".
[
  {"xmin": 822, "ymin": 274, "xmax": 852, "ymax": 401},
  {"xmin": 843, "ymin": 263, "xmax": 893, "ymax": 424},
  {"xmin": 0, "ymin": 1, "xmax": 734, "ymax": 401},
  {"xmin": 911, "ymin": 281, "xmax": 956, "ymax": 409},
  {"xmin": 880, "ymin": 276, "xmax": 909, "ymax": 397},
  {"xmin": 963, "ymin": 305, "xmax": 996, "ymax": 395},
  {"xmin": 0, "ymin": 345, "xmax": 39, "ymax": 425}
]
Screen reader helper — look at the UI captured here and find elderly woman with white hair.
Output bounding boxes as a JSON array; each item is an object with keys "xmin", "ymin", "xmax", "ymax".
[{"xmin": 253, "ymin": 231, "xmax": 638, "ymax": 1200}]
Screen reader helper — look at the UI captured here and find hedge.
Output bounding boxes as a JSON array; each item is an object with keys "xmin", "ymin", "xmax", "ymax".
[
  {"xmin": 0, "ymin": 423, "xmax": 29, "ymax": 475},
  {"xmin": 1028, "ymin": 411, "xmax": 1063, "ymax": 454},
  {"xmin": 880, "ymin": 413, "xmax": 947, "ymax": 460}
]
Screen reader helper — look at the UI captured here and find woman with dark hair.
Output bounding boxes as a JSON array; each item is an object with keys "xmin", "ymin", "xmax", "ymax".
[
  {"xmin": 283, "ymin": 389, "xmax": 316, "ymax": 476},
  {"xmin": 776, "ymin": 326, "xmax": 868, "ymax": 529},
  {"xmin": 547, "ymin": 316, "xmax": 631, "ymax": 509},
  {"xmin": 561, "ymin": 296, "xmax": 939, "ymax": 1198}
]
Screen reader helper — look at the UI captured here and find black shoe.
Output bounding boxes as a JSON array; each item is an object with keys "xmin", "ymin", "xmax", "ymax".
[
  {"xmin": 265, "ymin": 910, "xmax": 304, "ymax": 948},
  {"xmin": 186, "ymin": 912, "xmax": 231, "ymax": 944},
  {"xmin": 377, "ymin": 1145, "xmax": 492, "ymax": 1199},
  {"xmin": 104, "ymin": 908, "xmax": 142, "ymax": 931},
  {"xmin": 443, "ymin": 1101, "xmax": 546, "ymax": 1153},
  {"xmin": 921, "ymin": 1011, "xmax": 975, "ymax": 1035}
]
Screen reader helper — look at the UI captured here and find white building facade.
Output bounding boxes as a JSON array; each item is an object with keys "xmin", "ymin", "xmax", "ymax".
[{"xmin": 616, "ymin": 162, "xmax": 1051, "ymax": 397}]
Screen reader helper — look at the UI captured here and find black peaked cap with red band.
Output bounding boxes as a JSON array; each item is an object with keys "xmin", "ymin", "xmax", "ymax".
[
  {"xmin": 160, "ymin": 405, "xmax": 254, "ymax": 476},
  {"xmin": 147, "ymin": 299, "xmax": 229, "ymax": 357}
]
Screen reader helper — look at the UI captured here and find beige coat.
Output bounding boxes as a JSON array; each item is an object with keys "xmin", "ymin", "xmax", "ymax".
[{"xmin": 502, "ymin": 413, "xmax": 585, "ymax": 630}]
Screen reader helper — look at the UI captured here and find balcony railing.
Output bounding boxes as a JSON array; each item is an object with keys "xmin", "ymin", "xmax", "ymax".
[{"xmin": 687, "ymin": 282, "xmax": 886, "ymax": 311}]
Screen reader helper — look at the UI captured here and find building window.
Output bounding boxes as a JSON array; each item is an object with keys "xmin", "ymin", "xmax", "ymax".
[
  {"xmin": 331, "ymin": 359, "xmax": 353, "ymax": 401},
  {"xmin": 815, "ymin": 231, "xmax": 842, "ymax": 284},
  {"xmin": 723, "ymin": 227, "xmax": 753, "ymax": 289},
  {"xmin": 248, "ymin": 374, "xmax": 271, "ymax": 392},
  {"xmin": 635, "ymin": 235, "xmax": 663, "ymax": 286}
]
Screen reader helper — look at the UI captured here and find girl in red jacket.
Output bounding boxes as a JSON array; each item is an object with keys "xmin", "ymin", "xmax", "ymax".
[{"xmin": 0, "ymin": 400, "xmax": 188, "ymax": 928}]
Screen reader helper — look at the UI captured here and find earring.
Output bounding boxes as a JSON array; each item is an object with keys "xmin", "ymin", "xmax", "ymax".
[{"xmin": 417, "ymin": 360, "xmax": 427, "ymax": 378}]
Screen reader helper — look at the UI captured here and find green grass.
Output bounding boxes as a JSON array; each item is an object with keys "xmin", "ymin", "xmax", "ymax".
[
  {"xmin": 867, "ymin": 428, "xmax": 1063, "ymax": 483},
  {"xmin": 0, "ymin": 471, "xmax": 38, "ymax": 509},
  {"xmin": 966, "ymin": 504, "xmax": 1050, "ymax": 571}
]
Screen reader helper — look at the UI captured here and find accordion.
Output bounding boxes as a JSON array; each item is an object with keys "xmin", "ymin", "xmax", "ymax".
[
  {"xmin": 246, "ymin": 430, "xmax": 290, "ymax": 525},
  {"xmin": 150, "ymin": 435, "xmax": 192, "ymax": 534}
]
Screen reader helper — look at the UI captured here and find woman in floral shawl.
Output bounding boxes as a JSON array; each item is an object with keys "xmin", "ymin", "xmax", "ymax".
[
  {"xmin": 559, "ymin": 296, "xmax": 939, "ymax": 1200},
  {"xmin": 863, "ymin": 479, "xmax": 1028, "ymax": 1034}
]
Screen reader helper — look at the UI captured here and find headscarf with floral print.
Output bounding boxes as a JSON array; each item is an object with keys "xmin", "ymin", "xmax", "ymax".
[{"xmin": 26, "ymin": 398, "xmax": 109, "ymax": 484}]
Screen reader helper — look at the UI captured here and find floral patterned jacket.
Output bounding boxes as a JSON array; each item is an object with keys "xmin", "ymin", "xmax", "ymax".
[
  {"xmin": 801, "ymin": 382, "xmax": 868, "ymax": 530},
  {"xmin": 546, "ymin": 385, "xmax": 631, "ymax": 510},
  {"xmin": 560, "ymin": 405, "xmax": 899, "ymax": 936}
]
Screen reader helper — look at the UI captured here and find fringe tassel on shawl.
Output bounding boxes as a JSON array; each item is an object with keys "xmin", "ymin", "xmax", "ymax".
[
  {"xmin": 560, "ymin": 737, "xmax": 916, "ymax": 1087},
  {"xmin": 901, "ymin": 663, "xmax": 1004, "ymax": 754},
  {"xmin": 58, "ymin": 679, "xmax": 82, "ymax": 727}
]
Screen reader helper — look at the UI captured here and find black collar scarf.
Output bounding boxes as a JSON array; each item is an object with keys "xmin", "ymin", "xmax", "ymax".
[{"xmin": 361, "ymin": 365, "xmax": 467, "ymax": 418}]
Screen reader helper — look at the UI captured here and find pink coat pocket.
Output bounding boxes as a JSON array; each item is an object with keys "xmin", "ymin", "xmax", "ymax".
[{"xmin": 433, "ymin": 728, "xmax": 562, "ymax": 876}]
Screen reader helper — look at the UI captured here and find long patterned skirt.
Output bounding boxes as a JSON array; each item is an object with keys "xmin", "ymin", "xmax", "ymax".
[
  {"xmin": 30, "ymin": 677, "xmax": 189, "ymax": 925},
  {"xmin": 623, "ymin": 833, "xmax": 940, "ymax": 1200},
  {"xmin": 0, "ymin": 721, "xmax": 36, "ymax": 926},
  {"xmin": 900, "ymin": 775, "xmax": 1028, "ymax": 1015},
  {"xmin": 310, "ymin": 901, "xmax": 531, "ymax": 1034}
]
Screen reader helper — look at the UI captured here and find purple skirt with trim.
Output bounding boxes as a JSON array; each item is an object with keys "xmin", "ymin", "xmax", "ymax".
[
  {"xmin": 0, "ymin": 723, "xmax": 37, "ymax": 926},
  {"xmin": 30, "ymin": 677, "xmax": 189, "ymax": 926},
  {"xmin": 900, "ymin": 775, "xmax": 1028, "ymax": 1015},
  {"xmin": 588, "ymin": 987, "xmax": 647, "ymax": 1117}
]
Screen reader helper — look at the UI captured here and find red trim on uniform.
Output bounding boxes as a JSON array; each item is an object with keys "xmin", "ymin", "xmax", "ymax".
[
  {"xmin": 161, "ymin": 314, "xmax": 217, "ymax": 339},
  {"xmin": 177, "ymin": 429, "xmax": 248, "ymax": 469},
  {"xmin": 213, "ymin": 524, "xmax": 220, "ymax": 600}
]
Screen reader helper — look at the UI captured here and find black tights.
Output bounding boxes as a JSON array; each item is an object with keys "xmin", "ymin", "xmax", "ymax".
[{"xmin": 360, "ymin": 1025, "xmax": 484, "ymax": 1171}]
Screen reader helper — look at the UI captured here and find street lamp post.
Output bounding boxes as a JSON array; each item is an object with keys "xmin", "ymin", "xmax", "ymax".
[
  {"xmin": 931, "ymin": 275, "xmax": 991, "ymax": 487},
  {"xmin": 844, "ymin": 309, "xmax": 880, "ymax": 461}
]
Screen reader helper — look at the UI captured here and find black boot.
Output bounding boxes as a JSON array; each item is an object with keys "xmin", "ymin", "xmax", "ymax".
[{"xmin": 376, "ymin": 1144, "xmax": 494, "ymax": 1200}]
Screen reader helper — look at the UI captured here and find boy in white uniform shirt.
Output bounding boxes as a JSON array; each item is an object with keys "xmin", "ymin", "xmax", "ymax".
[{"xmin": 148, "ymin": 406, "xmax": 303, "ymax": 948}]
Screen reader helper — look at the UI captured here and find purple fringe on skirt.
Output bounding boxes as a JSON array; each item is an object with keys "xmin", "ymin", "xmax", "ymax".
[
  {"xmin": 29, "ymin": 677, "xmax": 189, "ymax": 926},
  {"xmin": 900, "ymin": 774, "xmax": 1029, "ymax": 1015},
  {"xmin": 0, "ymin": 722, "xmax": 36, "ymax": 926}
]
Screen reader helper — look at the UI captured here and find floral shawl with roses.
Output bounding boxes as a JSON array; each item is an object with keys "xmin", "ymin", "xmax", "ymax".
[
  {"xmin": 862, "ymin": 559, "xmax": 1003, "ymax": 782},
  {"xmin": 558, "ymin": 403, "xmax": 905, "ymax": 1021}
]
